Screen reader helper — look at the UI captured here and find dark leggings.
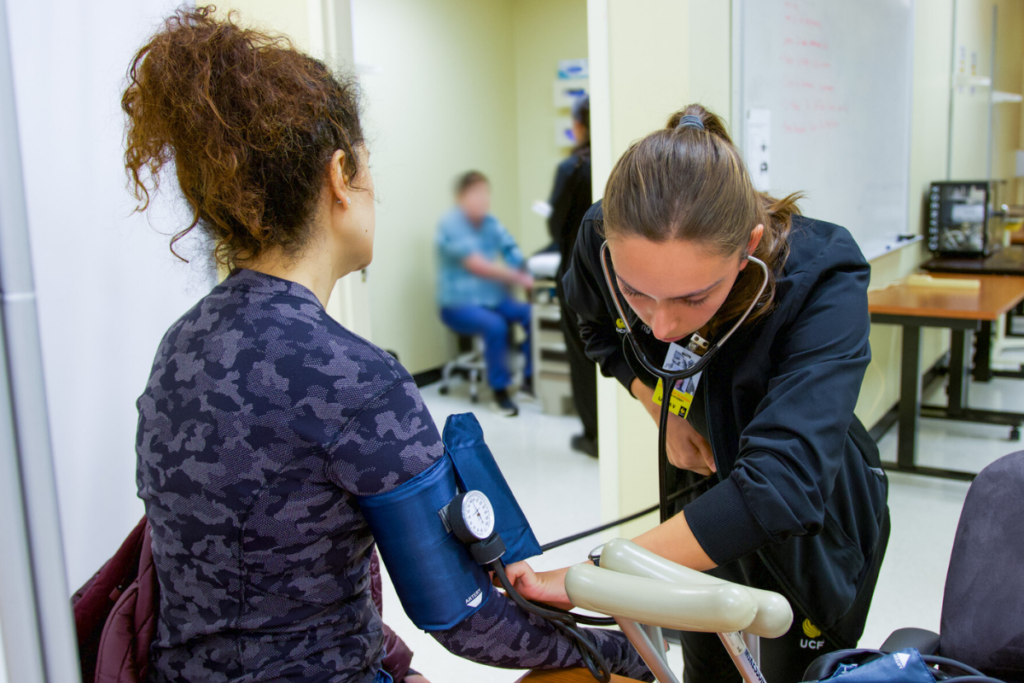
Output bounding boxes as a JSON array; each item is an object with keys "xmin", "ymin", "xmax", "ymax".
[
  {"xmin": 560, "ymin": 296, "xmax": 598, "ymax": 442},
  {"xmin": 680, "ymin": 514, "xmax": 891, "ymax": 683}
]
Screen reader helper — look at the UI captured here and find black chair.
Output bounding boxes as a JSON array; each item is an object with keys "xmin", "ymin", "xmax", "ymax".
[{"xmin": 806, "ymin": 451, "xmax": 1024, "ymax": 682}]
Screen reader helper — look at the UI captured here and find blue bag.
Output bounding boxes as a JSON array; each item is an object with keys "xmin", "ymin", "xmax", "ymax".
[
  {"xmin": 822, "ymin": 649, "xmax": 937, "ymax": 683},
  {"xmin": 357, "ymin": 413, "xmax": 541, "ymax": 631}
]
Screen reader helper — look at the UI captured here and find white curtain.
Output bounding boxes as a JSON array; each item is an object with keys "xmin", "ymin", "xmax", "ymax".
[{"xmin": 6, "ymin": 0, "xmax": 208, "ymax": 593}]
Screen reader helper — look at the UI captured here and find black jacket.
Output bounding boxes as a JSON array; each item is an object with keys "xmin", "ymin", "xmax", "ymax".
[{"xmin": 562, "ymin": 202, "xmax": 889, "ymax": 645}]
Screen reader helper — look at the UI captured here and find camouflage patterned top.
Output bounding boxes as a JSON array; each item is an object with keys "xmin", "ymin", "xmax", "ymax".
[{"xmin": 137, "ymin": 269, "xmax": 649, "ymax": 683}]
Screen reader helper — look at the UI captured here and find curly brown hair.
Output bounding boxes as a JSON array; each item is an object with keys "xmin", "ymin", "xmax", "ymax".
[
  {"xmin": 122, "ymin": 6, "xmax": 364, "ymax": 266},
  {"xmin": 603, "ymin": 103, "xmax": 801, "ymax": 334}
]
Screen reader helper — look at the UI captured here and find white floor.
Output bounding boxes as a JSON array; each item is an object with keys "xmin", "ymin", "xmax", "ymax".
[{"xmin": 381, "ymin": 345, "xmax": 1024, "ymax": 683}]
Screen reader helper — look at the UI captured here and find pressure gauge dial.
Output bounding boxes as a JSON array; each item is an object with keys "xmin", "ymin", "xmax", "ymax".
[{"xmin": 446, "ymin": 490, "xmax": 495, "ymax": 543}]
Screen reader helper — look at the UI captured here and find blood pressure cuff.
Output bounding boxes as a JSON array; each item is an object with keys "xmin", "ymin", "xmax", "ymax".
[
  {"xmin": 357, "ymin": 413, "xmax": 541, "ymax": 631},
  {"xmin": 442, "ymin": 413, "xmax": 542, "ymax": 564}
]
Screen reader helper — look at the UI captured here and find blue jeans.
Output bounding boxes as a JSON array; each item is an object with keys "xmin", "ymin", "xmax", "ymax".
[
  {"xmin": 441, "ymin": 297, "xmax": 532, "ymax": 391},
  {"xmin": 373, "ymin": 670, "xmax": 394, "ymax": 683}
]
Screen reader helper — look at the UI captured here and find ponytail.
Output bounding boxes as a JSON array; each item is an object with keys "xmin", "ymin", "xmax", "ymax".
[{"xmin": 122, "ymin": 6, "xmax": 364, "ymax": 266}]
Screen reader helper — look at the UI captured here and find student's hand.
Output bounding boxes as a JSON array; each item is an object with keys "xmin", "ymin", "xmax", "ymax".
[
  {"xmin": 501, "ymin": 561, "xmax": 574, "ymax": 610},
  {"xmin": 631, "ymin": 378, "xmax": 716, "ymax": 476},
  {"xmin": 662, "ymin": 412, "xmax": 715, "ymax": 475},
  {"xmin": 405, "ymin": 675, "xmax": 431, "ymax": 683},
  {"xmin": 515, "ymin": 271, "xmax": 535, "ymax": 289}
]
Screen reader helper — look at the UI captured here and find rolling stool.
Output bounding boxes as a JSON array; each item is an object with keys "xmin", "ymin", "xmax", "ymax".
[{"xmin": 438, "ymin": 335, "xmax": 487, "ymax": 403}]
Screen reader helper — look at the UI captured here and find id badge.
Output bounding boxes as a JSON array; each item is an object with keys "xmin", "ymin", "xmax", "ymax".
[{"xmin": 651, "ymin": 341, "xmax": 703, "ymax": 419}]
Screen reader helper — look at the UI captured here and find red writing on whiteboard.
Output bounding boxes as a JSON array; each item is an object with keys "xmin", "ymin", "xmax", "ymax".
[{"xmin": 777, "ymin": 2, "xmax": 840, "ymax": 137}]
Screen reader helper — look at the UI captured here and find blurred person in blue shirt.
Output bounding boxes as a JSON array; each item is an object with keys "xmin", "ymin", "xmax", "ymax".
[{"xmin": 437, "ymin": 171, "xmax": 533, "ymax": 416}]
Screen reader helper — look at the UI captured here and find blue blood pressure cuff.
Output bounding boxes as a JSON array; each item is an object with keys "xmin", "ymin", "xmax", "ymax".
[{"xmin": 357, "ymin": 413, "xmax": 542, "ymax": 631}]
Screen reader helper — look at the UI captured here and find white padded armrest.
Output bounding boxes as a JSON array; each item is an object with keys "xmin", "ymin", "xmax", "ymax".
[
  {"xmin": 565, "ymin": 564, "xmax": 758, "ymax": 633},
  {"xmin": 598, "ymin": 539, "xmax": 793, "ymax": 638}
]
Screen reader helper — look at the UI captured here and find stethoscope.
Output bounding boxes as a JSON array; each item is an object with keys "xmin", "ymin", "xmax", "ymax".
[{"xmin": 598, "ymin": 240, "xmax": 770, "ymax": 523}]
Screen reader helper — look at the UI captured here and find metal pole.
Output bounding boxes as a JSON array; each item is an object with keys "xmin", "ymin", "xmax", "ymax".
[
  {"xmin": 0, "ymin": 318, "xmax": 45, "ymax": 683},
  {"xmin": 742, "ymin": 632, "xmax": 761, "ymax": 670},
  {"xmin": 615, "ymin": 618, "xmax": 680, "ymax": 683},
  {"xmin": 641, "ymin": 623, "xmax": 668, "ymax": 665},
  {"xmin": 0, "ymin": 0, "xmax": 82, "ymax": 680},
  {"xmin": 718, "ymin": 631, "xmax": 767, "ymax": 683}
]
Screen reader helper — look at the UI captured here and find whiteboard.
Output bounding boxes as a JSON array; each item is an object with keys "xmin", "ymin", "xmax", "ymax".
[{"xmin": 735, "ymin": 0, "xmax": 915, "ymax": 260}]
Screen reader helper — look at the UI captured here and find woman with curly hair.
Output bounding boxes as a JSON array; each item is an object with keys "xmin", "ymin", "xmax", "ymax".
[{"xmin": 125, "ymin": 7, "xmax": 649, "ymax": 683}]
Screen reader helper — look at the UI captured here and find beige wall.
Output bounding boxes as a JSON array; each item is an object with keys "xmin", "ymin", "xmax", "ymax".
[
  {"xmin": 992, "ymin": 0, "xmax": 1024, "ymax": 180},
  {"xmin": 590, "ymin": 0, "xmax": 732, "ymax": 538},
  {"xmin": 855, "ymin": 0, "xmax": 957, "ymax": 427},
  {"xmin": 512, "ymin": 0, "xmax": 589, "ymax": 256},
  {"xmin": 213, "ymin": 0, "xmax": 314, "ymax": 49},
  {"xmin": 949, "ymin": 0, "xmax": 994, "ymax": 178},
  {"xmin": 948, "ymin": 0, "xmax": 1024, "ymax": 180},
  {"xmin": 212, "ymin": 0, "xmax": 652, "ymax": 376},
  {"xmin": 353, "ymin": 0, "xmax": 593, "ymax": 373},
  {"xmin": 352, "ymin": 0, "xmax": 521, "ymax": 372}
]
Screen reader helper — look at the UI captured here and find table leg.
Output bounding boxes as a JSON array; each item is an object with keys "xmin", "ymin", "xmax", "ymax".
[
  {"xmin": 972, "ymin": 321, "xmax": 992, "ymax": 382},
  {"xmin": 897, "ymin": 324, "xmax": 922, "ymax": 470},
  {"xmin": 947, "ymin": 329, "xmax": 972, "ymax": 416},
  {"xmin": 874, "ymin": 314, "xmax": 1020, "ymax": 482},
  {"xmin": 1009, "ymin": 301, "xmax": 1024, "ymax": 338}
]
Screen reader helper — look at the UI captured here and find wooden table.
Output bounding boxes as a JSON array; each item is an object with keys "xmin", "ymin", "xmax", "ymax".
[
  {"xmin": 516, "ymin": 670, "xmax": 642, "ymax": 683},
  {"xmin": 868, "ymin": 273, "xmax": 1024, "ymax": 480},
  {"xmin": 922, "ymin": 245, "xmax": 1024, "ymax": 381}
]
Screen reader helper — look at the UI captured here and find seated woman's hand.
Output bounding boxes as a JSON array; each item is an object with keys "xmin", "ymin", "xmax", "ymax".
[
  {"xmin": 434, "ymin": 564, "xmax": 654, "ymax": 680},
  {"xmin": 501, "ymin": 562, "xmax": 574, "ymax": 610}
]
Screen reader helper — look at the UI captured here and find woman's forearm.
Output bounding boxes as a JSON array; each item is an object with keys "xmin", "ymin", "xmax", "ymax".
[
  {"xmin": 462, "ymin": 253, "xmax": 528, "ymax": 287},
  {"xmin": 631, "ymin": 510, "xmax": 716, "ymax": 572},
  {"xmin": 431, "ymin": 587, "xmax": 652, "ymax": 680}
]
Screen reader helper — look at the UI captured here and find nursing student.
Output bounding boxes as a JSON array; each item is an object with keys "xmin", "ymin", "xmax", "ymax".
[
  {"xmin": 125, "ymin": 9, "xmax": 650, "ymax": 683},
  {"xmin": 507, "ymin": 105, "xmax": 891, "ymax": 683}
]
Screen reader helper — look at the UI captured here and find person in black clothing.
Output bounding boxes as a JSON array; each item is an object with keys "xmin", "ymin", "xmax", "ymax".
[
  {"xmin": 548, "ymin": 95, "xmax": 598, "ymax": 457},
  {"xmin": 505, "ymin": 104, "xmax": 890, "ymax": 683}
]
